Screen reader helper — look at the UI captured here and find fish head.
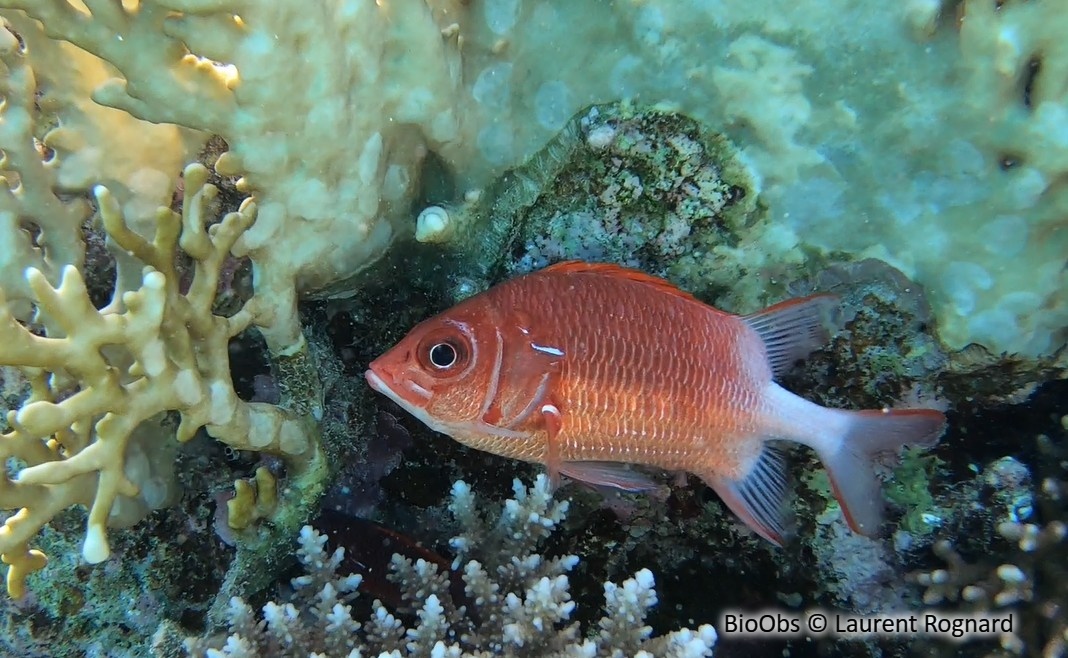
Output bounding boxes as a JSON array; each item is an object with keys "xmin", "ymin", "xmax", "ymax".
[{"xmin": 366, "ymin": 311, "xmax": 496, "ymax": 434}]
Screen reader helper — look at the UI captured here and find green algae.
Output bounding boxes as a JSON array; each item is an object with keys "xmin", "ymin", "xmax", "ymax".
[{"xmin": 885, "ymin": 448, "xmax": 947, "ymax": 538}]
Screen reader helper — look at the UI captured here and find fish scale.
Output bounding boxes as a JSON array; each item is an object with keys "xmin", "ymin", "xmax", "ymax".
[
  {"xmin": 367, "ymin": 261, "xmax": 947, "ymax": 545},
  {"xmin": 560, "ymin": 321, "xmax": 755, "ymax": 471}
]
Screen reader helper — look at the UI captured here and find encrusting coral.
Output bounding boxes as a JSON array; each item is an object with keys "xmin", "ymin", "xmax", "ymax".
[
  {"xmin": 0, "ymin": 163, "xmax": 325, "ymax": 598},
  {"xmin": 182, "ymin": 476, "xmax": 717, "ymax": 658}
]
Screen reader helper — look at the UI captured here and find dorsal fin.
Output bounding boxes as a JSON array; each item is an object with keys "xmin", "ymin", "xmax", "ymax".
[
  {"xmin": 742, "ymin": 294, "xmax": 838, "ymax": 378},
  {"xmin": 540, "ymin": 261, "xmax": 701, "ymax": 303}
]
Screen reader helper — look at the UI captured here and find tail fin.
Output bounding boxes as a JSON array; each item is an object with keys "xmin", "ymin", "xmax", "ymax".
[{"xmin": 817, "ymin": 409, "xmax": 946, "ymax": 536}]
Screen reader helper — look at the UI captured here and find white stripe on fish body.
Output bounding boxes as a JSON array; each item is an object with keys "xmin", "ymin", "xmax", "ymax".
[
  {"xmin": 478, "ymin": 327, "xmax": 505, "ymax": 419},
  {"xmin": 531, "ymin": 342, "xmax": 565, "ymax": 357}
]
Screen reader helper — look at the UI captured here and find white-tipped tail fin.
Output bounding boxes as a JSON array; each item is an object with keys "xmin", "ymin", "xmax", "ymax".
[{"xmin": 819, "ymin": 408, "xmax": 946, "ymax": 536}]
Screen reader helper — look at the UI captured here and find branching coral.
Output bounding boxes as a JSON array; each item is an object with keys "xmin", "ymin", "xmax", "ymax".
[
  {"xmin": 0, "ymin": 23, "xmax": 88, "ymax": 318},
  {"xmin": 1, "ymin": 0, "xmax": 469, "ymax": 351},
  {"xmin": 186, "ymin": 476, "xmax": 718, "ymax": 657},
  {"xmin": 0, "ymin": 12, "xmax": 206, "ymax": 313},
  {"xmin": 0, "ymin": 163, "xmax": 324, "ymax": 597},
  {"xmin": 908, "ymin": 430, "xmax": 1068, "ymax": 657}
]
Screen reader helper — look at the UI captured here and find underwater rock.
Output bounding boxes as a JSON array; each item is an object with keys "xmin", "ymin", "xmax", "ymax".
[{"xmin": 415, "ymin": 100, "xmax": 763, "ymax": 303}]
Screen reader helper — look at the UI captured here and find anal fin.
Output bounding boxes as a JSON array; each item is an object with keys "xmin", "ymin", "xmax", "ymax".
[{"xmin": 703, "ymin": 444, "xmax": 793, "ymax": 546}]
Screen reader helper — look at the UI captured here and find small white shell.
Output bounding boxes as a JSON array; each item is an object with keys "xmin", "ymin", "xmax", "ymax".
[{"xmin": 416, "ymin": 205, "xmax": 452, "ymax": 243}]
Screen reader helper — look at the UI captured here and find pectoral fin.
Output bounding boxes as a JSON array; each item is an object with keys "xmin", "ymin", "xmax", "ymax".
[
  {"xmin": 539, "ymin": 399, "xmax": 659, "ymax": 494},
  {"xmin": 541, "ymin": 402, "xmax": 564, "ymax": 490}
]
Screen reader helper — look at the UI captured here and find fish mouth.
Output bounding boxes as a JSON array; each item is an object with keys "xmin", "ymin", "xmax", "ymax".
[
  {"xmin": 365, "ymin": 368, "xmax": 401, "ymax": 402},
  {"xmin": 364, "ymin": 368, "xmax": 389, "ymax": 395},
  {"xmin": 365, "ymin": 368, "xmax": 450, "ymax": 437},
  {"xmin": 365, "ymin": 368, "xmax": 431, "ymax": 409}
]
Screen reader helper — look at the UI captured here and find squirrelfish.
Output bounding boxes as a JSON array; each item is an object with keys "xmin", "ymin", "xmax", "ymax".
[{"xmin": 366, "ymin": 261, "xmax": 946, "ymax": 544}]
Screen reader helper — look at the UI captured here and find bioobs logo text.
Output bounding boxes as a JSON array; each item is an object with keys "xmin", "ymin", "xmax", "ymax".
[
  {"xmin": 721, "ymin": 611, "xmax": 803, "ymax": 637},
  {"xmin": 718, "ymin": 607, "xmax": 1015, "ymax": 642}
]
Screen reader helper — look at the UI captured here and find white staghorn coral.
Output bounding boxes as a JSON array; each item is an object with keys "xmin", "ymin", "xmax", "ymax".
[{"xmin": 186, "ymin": 476, "xmax": 717, "ymax": 658}]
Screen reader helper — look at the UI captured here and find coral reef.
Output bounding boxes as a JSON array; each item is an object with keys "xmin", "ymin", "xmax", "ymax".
[
  {"xmin": 0, "ymin": 162, "xmax": 327, "ymax": 596},
  {"xmin": 2, "ymin": 0, "xmax": 469, "ymax": 350},
  {"xmin": 181, "ymin": 476, "xmax": 717, "ymax": 658},
  {"xmin": 907, "ymin": 424, "xmax": 1067, "ymax": 657},
  {"xmin": 426, "ymin": 0, "xmax": 1068, "ymax": 356},
  {"xmin": 0, "ymin": 453, "xmax": 231, "ymax": 658},
  {"xmin": 0, "ymin": 0, "xmax": 1065, "ymax": 656},
  {"xmin": 422, "ymin": 102, "xmax": 765, "ymax": 307}
]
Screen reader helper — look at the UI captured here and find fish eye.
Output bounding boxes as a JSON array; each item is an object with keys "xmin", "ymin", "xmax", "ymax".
[
  {"xmin": 428, "ymin": 342, "xmax": 458, "ymax": 369},
  {"xmin": 416, "ymin": 325, "xmax": 472, "ymax": 376}
]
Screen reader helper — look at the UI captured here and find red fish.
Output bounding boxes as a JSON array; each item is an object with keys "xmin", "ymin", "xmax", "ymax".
[{"xmin": 365, "ymin": 261, "xmax": 946, "ymax": 545}]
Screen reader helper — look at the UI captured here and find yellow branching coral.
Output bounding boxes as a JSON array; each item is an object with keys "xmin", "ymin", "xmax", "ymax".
[
  {"xmin": 0, "ymin": 23, "xmax": 89, "ymax": 318},
  {"xmin": 0, "ymin": 163, "xmax": 322, "ymax": 596},
  {"xmin": 227, "ymin": 466, "xmax": 279, "ymax": 531},
  {"xmin": 1, "ymin": 0, "xmax": 468, "ymax": 353}
]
